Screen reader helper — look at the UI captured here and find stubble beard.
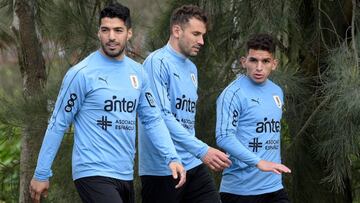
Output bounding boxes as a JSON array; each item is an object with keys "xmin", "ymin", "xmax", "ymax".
[
  {"xmin": 180, "ymin": 43, "xmax": 200, "ymax": 57},
  {"xmin": 101, "ymin": 43, "xmax": 126, "ymax": 59}
]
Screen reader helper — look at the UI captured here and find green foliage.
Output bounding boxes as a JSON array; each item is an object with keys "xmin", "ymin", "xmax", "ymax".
[
  {"xmin": 42, "ymin": 0, "xmax": 100, "ymax": 65},
  {"xmin": 0, "ymin": 0, "xmax": 14, "ymax": 49},
  {"xmin": 0, "ymin": 0, "xmax": 359, "ymax": 202},
  {"xmin": 316, "ymin": 42, "xmax": 360, "ymax": 193},
  {"xmin": 0, "ymin": 54, "xmax": 21, "ymax": 202},
  {"xmin": 0, "ymin": 125, "xmax": 20, "ymax": 203},
  {"xmin": 0, "ymin": 66, "xmax": 49, "ymax": 202},
  {"xmin": 0, "ymin": 58, "xmax": 77, "ymax": 202},
  {"xmin": 0, "ymin": 63, "xmax": 22, "ymax": 97}
]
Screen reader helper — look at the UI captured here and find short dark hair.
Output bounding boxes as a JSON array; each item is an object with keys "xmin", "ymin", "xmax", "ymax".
[
  {"xmin": 99, "ymin": 2, "xmax": 131, "ymax": 28},
  {"xmin": 170, "ymin": 4, "xmax": 207, "ymax": 30},
  {"xmin": 246, "ymin": 34, "xmax": 276, "ymax": 54}
]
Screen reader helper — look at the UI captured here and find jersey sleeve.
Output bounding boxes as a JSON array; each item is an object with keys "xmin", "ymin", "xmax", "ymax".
[
  {"xmin": 137, "ymin": 70, "xmax": 181, "ymax": 165},
  {"xmin": 215, "ymin": 88, "xmax": 261, "ymax": 166},
  {"xmin": 144, "ymin": 57, "xmax": 209, "ymax": 159},
  {"xmin": 33, "ymin": 67, "xmax": 88, "ymax": 181}
]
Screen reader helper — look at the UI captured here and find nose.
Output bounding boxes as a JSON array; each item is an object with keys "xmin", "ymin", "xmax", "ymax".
[
  {"xmin": 256, "ymin": 62, "xmax": 264, "ymax": 71},
  {"xmin": 197, "ymin": 36, "xmax": 204, "ymax": 46},
  {"xmin": 109, "ymin": 30, "xmax": 115, "ymax": 40}
]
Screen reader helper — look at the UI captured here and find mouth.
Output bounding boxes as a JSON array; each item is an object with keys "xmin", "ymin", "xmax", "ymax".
[
  {"xmin": 193, "ymin": 46, "xmax": 201, "ymax": 51},
  {"xmin": 254, "ymin": 73, "xmax": 263, "ymax": 79},
  {"xmin": 106, "ymin": 43, "xmax": 120, "ymax": 50}
]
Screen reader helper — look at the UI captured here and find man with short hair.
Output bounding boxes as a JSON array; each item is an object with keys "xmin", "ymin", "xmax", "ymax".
[
  {"xmin": 29, "ymin": 3, "xmax": 185, "ymax": 203},
  {"xmin": 139, "ymin": 4, "xmax": 231, "ymax": 203},
  {"xmin": 216, "ymin": 33, "xmax": 291, "ymax": 203}
]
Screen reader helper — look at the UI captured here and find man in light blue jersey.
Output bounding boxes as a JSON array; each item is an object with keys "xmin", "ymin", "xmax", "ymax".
[
  {"xmin": 139, "ymin": 4, "xmax": 231, "ymax": 203},
  {"xmin": 29, "ymin": 3, "xmax": 185, "ymax": 203},
  {"xmin": 216, "ymin": 33, "xmax": 291, "ymax": 203}
]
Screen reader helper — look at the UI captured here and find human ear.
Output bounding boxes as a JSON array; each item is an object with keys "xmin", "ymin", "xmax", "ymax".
[
  {"xmin": 240, "ymin": 56, "xmax": 246, "ymax": 69},
  {"xmin": 272, "ymin": 59, "xmax": 278, "ymax": 70},
  {"xmin": 172, "ymin": 25, "xmax": 181, "ymax": 38},
  {"xmin": 127, "ymin": 28, "xmax": 133, "ymax": 41}
]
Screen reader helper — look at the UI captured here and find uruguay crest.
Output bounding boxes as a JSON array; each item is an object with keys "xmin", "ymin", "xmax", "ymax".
[
  {"xmin": 130, "ymin": 75, "xmax": 139, "ymax": 89},
  {"xmin": 273, "ymin": 95, "xmax": 282, "ymax": 108},
  {"xmin": 190, "ymin": 73, "xmax": 197, "ymax": 87}
]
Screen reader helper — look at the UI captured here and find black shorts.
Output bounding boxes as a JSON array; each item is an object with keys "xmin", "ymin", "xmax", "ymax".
[
  {"xmin": 141, "ymin": 164, "xmax": 220, "ymax": 203},
  {"xmin": 220, "ymin": 189, "xmax": 290, "ymax": 203},
  {"xmin": 74, "ymin": 176, "xmax": 134, "ymax": 203}
]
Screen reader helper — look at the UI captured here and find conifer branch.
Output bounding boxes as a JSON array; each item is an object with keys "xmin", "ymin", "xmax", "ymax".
[{"xmin": 352, "ymin": 0, "xmax": 359, "ymax": 69}]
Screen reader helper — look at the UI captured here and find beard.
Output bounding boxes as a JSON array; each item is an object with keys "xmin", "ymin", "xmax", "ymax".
[
  {"xmin": 100, "ymin": 42, "xmax": 126, "ymax": 59},
  {"xmin": 178, "ymin": 41, "xmax": 201, "ymax": 57}
]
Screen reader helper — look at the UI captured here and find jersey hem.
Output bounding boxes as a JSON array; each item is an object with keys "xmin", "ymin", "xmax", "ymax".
[
  {"xmin": 73, "ymin": 171, "xmax": 133, "ymax": 181},
  {"xmin": 220, "ymin": 183, "xmax": 283, "ymax": 196},
  {"xmin": 139, "ymin": 159, "xmax": 202, "ymax": 176}
]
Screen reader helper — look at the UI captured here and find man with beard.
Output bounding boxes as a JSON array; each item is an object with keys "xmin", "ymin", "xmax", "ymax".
[
  {"xmin": 138, "ymin": 4, "xmax": 231, "ymax": 203},
  {"xmin": 29, "ymin": 3, "xmax": 185, "ymax": 203}
]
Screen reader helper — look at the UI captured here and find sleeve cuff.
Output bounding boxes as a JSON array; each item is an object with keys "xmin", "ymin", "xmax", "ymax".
[
  {"xmin": 34, "ymin": 170, "xmax": 52, "ymax": 181},
  {"xmin": 165, "ymin": 156, "xmax": 182, "ymax": 166},
  {"xmin": 249, "ymin": 157, "xmax": 262, "ymax": 167},
  {"xmin": 198, "ymin": 145, "xmax": 210, "ymax": 159}
]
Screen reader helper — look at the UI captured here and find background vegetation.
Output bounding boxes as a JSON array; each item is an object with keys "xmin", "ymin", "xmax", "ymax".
[{"xmin": 0, "ymin": 0, "xmax": 360, "ymax": 202}]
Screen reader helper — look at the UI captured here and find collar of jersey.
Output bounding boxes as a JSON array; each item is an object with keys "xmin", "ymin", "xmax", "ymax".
[
  {"xmin": 244, "ymin": 75, "xmax": 268, "ymax": 87},
  {"xmin": 165, "ymin": 43, "xmax": 187, "ymax": 62}
]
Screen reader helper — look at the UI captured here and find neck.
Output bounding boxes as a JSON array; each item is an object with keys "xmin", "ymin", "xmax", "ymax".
[{"xmin": 168, "ymin": 36, "xmax": 184, "ymax": 56}]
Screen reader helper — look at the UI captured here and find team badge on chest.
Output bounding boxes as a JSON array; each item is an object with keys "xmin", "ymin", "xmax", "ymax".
[
  {"xmin": 273, "ymin": 95, "xmax": 282, "ymax": 108},
  {"xmin": 130, "ymin": 74, "xmax": 139, "ymax": 89},
  {"xmin": 190, "ymin": 73, "xmax": 197, "ymax": 88}
]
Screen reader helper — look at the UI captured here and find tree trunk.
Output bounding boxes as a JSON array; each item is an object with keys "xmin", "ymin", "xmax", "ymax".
[
  {"xmin": 12, "ymin": 0, "xmax": 47, "ymax": 202},
  {"xmin": 19, "ymin": 128, "xmax": 45, "ymax": 203}
]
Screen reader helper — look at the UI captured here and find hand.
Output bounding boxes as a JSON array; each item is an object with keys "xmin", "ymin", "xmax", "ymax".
[
  {"xmin": 169, "ymin": 161, "xmax": 186, "ymax": 189},
  {"xmin": 256, "ymin": 160, "xmax": 291, "ymax": 174},
  {"xmin": 29, "ymin": 178, "xmax": 49, "ymax": 203},
  {"xmin": 201, "ymin": 147, "xmax": 232, "ymax": 172}
]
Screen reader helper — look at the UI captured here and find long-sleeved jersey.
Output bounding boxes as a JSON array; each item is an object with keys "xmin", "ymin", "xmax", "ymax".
[
  {"xmin": 34, "ymin": 50, "xmax": 179, "ymax": 181},
  {"xmin": 216, "ymin": 75, "xmax": 284, "ymax": 195},
  {"xmin": 138, "ymin": 44, "xmax": 209, "ymax": 176}
]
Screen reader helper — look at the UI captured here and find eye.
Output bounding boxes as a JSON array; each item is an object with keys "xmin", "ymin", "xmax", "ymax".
[
  {"xmin": 192, "ymin": 32, "xmax": 201, "ymax": 36},
  {"xmin": 100, "ymin": 28, "xmax": 109, "ymax": 32},
  {"xmin": 249, "ymin": 58, "xmax": 258, "ymax": 62},
  {"xmin": 262, "ymin": 59, "xmax": 271, "ymax": 64},
  {"xmin": 114, "ymin": 28, "xmax": 123, "ymax": 33}
]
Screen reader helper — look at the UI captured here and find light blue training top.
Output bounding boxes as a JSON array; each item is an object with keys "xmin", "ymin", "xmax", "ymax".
[
  {"xmin": 34, "ymin": 50, "xmax": 179, "ymax": 181},
  {"xmin": 138, "ymin": 44, "xmax": 209, "ymax": 176},
  {"xmin": 216, "ymin": 75, "xmax": 284, "ymax": 195}
]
